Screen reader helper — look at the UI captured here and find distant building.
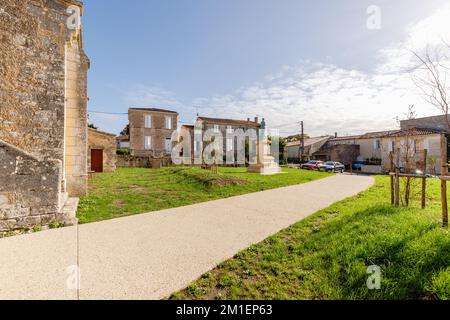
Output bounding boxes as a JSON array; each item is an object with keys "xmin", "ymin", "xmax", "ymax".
[
  {"xmin": 401, "ymin": 114, "xmax": 450, "ymax": 132},
  {"xmin": 311, "ymin": 127, "xmax": 446, "ymax": 174},
  {"xmin": 88, "ymin": 128, "xmax": 117, "ymax": 173},
  {"xmin": 116, "ymin": 135, "xmax": 130, "ymax": 150},
  {"xmin": 179, "ymin": 116, "xmax": 261, "ymax": 165},
  {"xmin": 128, "ymin": 108, "xmax": 179, "ymax": 159},
  {"xmin": 285, "ymin": 136, "xmax": 331, "ymax": 162}
]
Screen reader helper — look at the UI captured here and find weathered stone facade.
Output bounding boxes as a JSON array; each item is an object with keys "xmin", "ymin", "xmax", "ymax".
[
  {"xmin": 129, "ymin": 108, "xmax": 178, "ymax": 157},
  {"xmin": 88, "ymin": 128, "xmax": 117, "ymax": 173},
  {"xmin": 0, "ymin": 0, "xmax": 88, "ymax": 231},
  {"xmin": 0, "ymin": 141, "xmax": 63, "ymax": 231}
]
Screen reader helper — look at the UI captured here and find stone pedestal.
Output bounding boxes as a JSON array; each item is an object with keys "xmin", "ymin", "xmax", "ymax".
[{"xmin": 247, "ymin": 137, "xmax": 281, "ymax": 175}]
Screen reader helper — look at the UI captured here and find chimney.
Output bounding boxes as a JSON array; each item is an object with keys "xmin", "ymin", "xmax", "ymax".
[
  {"xmin": 254, "ymin": 117, "xmax": 259, "ymax": 123},
  {"xmin": 247, "ymin": 118, "xmax": 250, "ymax": 122},
  {"xmin": 335, "ymin": 132, "xmax": 338, "ymax": 138}
]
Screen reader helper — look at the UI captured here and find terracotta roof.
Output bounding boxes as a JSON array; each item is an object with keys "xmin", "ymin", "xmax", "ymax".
[
  {"xmin": 197, "ymin": 116, "xmax": 261, "ymax": 128},
  {"xmin": 329, "ymin": 135, "xmax": 362, "ymax": 142},
  {"xmin": 358, "ymin": 130, "xmax": 400, "ymax": 139},
  {"xmin": 286, "ymin": 136, "xmax": 331, "ymax": 148},
  {"xmin": 88, "ymin": 127, "xmax": 116, "ymax": 137},
  {"xmin": 116, "ymin": 135, "xmax": 130, "ymax": 141},
  {"xmin": 129, "ymin": 107, "xmax": 178, "ymax": 115},
  {"xmin": 383, "ymin": 128, "xmax": 445, "ymax": 138}
]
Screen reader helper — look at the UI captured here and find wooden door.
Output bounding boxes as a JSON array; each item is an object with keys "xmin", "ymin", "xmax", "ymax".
[{"xmin": 91, "ymin": 149, "xmax": 103, "ymax": 172}]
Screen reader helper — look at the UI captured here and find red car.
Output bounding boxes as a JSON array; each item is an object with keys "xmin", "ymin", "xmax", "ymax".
[{"xmin": 300, "ymin": 160, "xmax": 324, "ymax": 170}]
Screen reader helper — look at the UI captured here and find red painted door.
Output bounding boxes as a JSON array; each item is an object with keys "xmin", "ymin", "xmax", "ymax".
[{"xmin": 91, "ymin": 149, "xmax": 103, "ymax": 172}]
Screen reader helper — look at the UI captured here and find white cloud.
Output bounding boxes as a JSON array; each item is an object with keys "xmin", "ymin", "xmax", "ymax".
[
  {"xmin": 191, "ymin": 3, "xmax": 450, "ymax": 137},
  {"xmin": 122, "ymin": 3, "xmax": 450, "ymax": 137},
  {"xmin": 125, "ymin": 84, "xmax": 184, "ymax": 109}
]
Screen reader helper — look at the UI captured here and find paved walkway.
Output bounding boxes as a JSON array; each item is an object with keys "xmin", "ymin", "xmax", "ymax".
[{"xmin": 0, "ymin": 174, "xmax": 374, "ymax": 300}]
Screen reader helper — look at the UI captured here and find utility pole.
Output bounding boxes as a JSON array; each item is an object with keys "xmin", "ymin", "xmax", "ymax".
[{"xmin": 299, "ymin": 121, "xmax": 305, "ymax": 162}]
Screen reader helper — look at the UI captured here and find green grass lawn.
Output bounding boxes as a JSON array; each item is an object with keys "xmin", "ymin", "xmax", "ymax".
[
  {"xmin": 77, "ymin": 167, "xmax": 330, "ymax": 224},
  {"xmin": 170, "ymin": 176, "xmax": 450, "ymax": 300}
]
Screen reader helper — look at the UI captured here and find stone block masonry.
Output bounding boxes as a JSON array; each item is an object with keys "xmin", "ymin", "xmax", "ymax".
[
  {"xmin": 0, "ymin": 0, "xmax": 89, "ymax": 231},
  {"xmin": 0, "ymin": 141, "xmax": 62, "ymax": 232}
]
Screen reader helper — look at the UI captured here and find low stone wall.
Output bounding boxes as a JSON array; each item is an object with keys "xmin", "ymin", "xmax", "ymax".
[
  {"xmin": 0, "ymin": 140, "xmax": 63, "ymax": 232},
  {"xmin": 116, "ymin": 155, "xmax": 172, "ymax": 168},
  {"xmin": 361, "ymin": 165, "xmax": 383, "ymax": 174},
  {"xmin": 117, "ymin": 155, "xmax": 150, "ymax": 168}
]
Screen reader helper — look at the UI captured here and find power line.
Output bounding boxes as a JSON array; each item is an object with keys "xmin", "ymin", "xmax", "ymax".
[{"xmin": 88, "ymin": 110, "xmax": 128, "ymax": 115}]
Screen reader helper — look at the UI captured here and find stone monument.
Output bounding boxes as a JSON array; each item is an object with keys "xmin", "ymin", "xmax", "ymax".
[{"xmin": 247, "ymin": 119, "xmax": 282, "ymax": 175}]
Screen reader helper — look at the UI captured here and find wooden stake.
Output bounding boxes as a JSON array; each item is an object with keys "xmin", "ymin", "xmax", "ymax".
[
  {"xmin": 390, "ymin": 152, "xmax": 394, "ymax": 205},
  {"xmin": 395, "ymin": 149, "xmax": 400, "ymax": 207},
  {"xmin": 422, "ymin": 149, "xmax": 428, "ymax": 209},
  {"xmin": 442, "ymin": 179, "xmax": 448, "ymax": 227},
  {"xmin": 441, "ymin": 134, "xmax": 449, "ymax": 227}
]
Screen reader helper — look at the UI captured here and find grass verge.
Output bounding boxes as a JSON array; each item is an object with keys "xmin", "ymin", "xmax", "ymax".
[
  {"xmin": 77, "ymin": 167, "xmax": 330, "ymax": 224},
  {"xmin": 170, "ymin": 176, "xmax": 450, "ymax": 300}
]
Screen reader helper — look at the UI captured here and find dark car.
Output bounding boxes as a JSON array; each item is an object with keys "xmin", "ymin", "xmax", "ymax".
[
  {"xmin": 300, "ymin": 160, "xmax": 324, "ymax": 170},
  {"xmin": 319, "ymin": 161, "xmax": 345, "ymax": 173},
  {"xmin": 352, "ymin": 160, "xmax": 365, "ymax": 171}
]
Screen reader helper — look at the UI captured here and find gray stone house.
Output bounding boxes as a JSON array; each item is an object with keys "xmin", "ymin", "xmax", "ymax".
[
  {"xmin": 0, "ymin": 0, "xmax": 88, "ymax": 232},
  {"xmin": 186, "ymin": 116, "xmax": 261, "ymax": 166}
]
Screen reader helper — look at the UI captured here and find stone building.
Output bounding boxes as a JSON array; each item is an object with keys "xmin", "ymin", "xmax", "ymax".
[
  {"xmin": 401, "ymin": 114, "xmax": 450, "ymax": 132},
  {"xmin": 285, "ymin": 136, "xmax": 331, "ymax": 162},
  {"xmin": 0, "ymin": 0, "xmax": 89, "ymax": 232},
  {"xmin": 128, "ymin": 108, "xmax": 178, "ymax": 162},
  {"xmin": 88, "ymin": 128, "xmax": 117, "ymax": 173},
  {"xmin": 187, "ymin": 116, "xmax": 261, "ymax": 166}
]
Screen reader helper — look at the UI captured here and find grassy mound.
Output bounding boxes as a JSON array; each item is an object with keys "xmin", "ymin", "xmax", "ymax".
[{"xmin": 170, "ymin": 167, "xmax": 248, "ymax": 188}]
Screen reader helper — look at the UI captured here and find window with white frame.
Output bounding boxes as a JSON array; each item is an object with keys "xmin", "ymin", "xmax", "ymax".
[
  {"xmin": 388, "ymin": 140, "xmax": 393, "ymax": 152},
  {"xmin": 194, "ymin": 141, "xmax": 201, "ymax": 153},
  {"xmin": 145, "ymin": 115, "xmax": 152, "ymax": 128},
  {"xmin": 165, "ymin": 116, "xmax": 172, "ymax": 129},
  {"xmin": 227, "ymin": 126, "xmax": 233, "ymax": 134},
  {"xmin": 226, "ymin": 138, "xmax": 233, "ymax": 152},
  {"xmin": 214, "ymin": 125, "xmax": 219, "ymax": 133},
  {"xmin": 144, "ymin": 136, "xmax": 152, "ymax": 150}
]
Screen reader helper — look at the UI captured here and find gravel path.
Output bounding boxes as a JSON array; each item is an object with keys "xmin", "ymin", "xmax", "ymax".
[{"xmin": 0, "ymin": 174, "xmax": 374, "ymax": 300}]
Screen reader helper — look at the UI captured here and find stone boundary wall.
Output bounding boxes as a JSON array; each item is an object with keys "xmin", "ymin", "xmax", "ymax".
[
  {"xmin": 116, "ymin": 155, "xmax": 173, "ymax": 168},
  {"xmin": 116, "ymin": 155, "xmax": 151, "ymax": 168},
  {"xmin": 0, "ymin": 140, "xmax": 62, "ymax": 232}
]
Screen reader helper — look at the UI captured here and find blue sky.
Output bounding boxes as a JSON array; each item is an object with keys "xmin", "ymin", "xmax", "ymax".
[{"xmin": 83, "ymin": 0, "xmax": 450, "ymax": 136}]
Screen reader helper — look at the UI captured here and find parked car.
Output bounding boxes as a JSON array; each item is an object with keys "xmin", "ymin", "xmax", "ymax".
[
  {"xmin": 352, "ymin": 160, "xmax": 365, "ymax": 171},
  {"xmin": 300, "ymin": 160, "xmax": 324, "ymax": 170},
  {"xmin": 319, "ymin": 161, "xmax": 345, "ymax": 173}
]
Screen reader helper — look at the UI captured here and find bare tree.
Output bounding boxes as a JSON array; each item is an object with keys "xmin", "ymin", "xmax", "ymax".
[{"xmin": 412, "ymin": 41, "xmax": 450, "ymax": 129}]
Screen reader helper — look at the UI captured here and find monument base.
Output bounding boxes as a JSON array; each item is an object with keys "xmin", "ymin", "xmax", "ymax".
[{"xmin": 247, "ymin": 163, "xmax": 282, "ymax": 175}]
